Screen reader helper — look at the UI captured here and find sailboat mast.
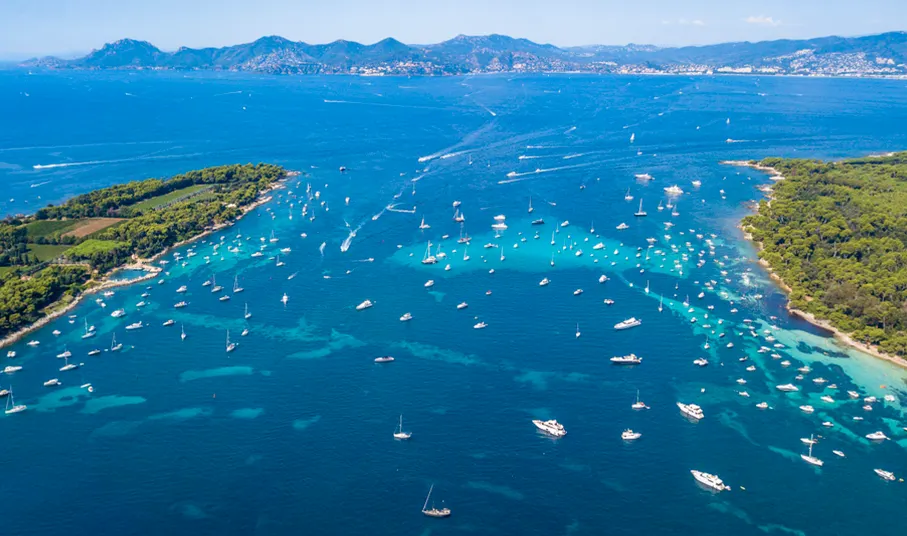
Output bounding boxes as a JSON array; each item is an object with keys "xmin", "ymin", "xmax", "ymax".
[{"xmin": 422, "ymin": 485, "xmax": 434, "ymax": 512}]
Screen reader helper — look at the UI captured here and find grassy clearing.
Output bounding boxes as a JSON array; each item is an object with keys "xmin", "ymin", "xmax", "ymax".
[
  {"xmin": 62, "ymin": 217, "xmax": 124, "ymax": 238},
  {"xmin": 26, "ymin": 244, "xmax": 71, "ymax": 261},
  {"xmin": 65, "ymin": 239, "xmax": 127, "ymax": 257},
  {"xmin": 24, "ymin": 219, "xmax": 80, "ymax": 239},
  {"xmin": 131, "ymin": 184, "xmax": 210, "ymax": 213}
]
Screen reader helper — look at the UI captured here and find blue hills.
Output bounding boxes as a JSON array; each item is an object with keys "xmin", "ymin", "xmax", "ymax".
[{"xmin": 22, "ymin": 31, "xmax": 907, "ymax": 76}]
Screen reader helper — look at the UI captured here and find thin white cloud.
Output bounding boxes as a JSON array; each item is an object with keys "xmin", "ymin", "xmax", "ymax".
[
  {"xmin": 663, "ymin": 18, "xmax": 706, "ymax": 27},
  {"xmin": 745, "ymin": 15, "xmax": 782, "ymax": 27}
]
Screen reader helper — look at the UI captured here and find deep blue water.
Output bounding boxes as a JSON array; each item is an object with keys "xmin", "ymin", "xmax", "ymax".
[{"xmin": 1, "ymin": 71, "xmax": 906, "ymax": 535}]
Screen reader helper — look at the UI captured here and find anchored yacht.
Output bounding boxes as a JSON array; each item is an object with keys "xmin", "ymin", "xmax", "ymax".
[
  {"xmin": 614, "ymin": 317, "xmax": 641, "ymax": 330},
  {"xmin": 677, "ymin": 402, "xmax": 704, "ymax": 420},
  {"xmin": 532, "ymin": 419, "xmax": 566, "ymax": 437},
  {"xmin": 691, "ymin": 470, "xmax": 730, "ymax": 492}
]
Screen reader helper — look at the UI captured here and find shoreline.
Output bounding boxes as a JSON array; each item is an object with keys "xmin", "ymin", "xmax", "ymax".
[
  {"xmin": 0, "ymin": 176, "xmax": 288, "ymax": 350},
  {"xmin": 725, "ymin": 159, "xmax": 907, "ymax": 369}
]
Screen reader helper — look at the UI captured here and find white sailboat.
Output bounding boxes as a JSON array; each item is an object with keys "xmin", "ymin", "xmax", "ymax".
[
  {"xmin": 393, "ymin": 415, "xmax": 412, "ymax": 440},
  {"xmin": 658, "ymin": 296, "xmax": 663, "ymax": 312},
  {"xmin": 632, "ymin": 389, "xmax": 648, "ymax": 410},
  {"xmin": 233, "ymin": 275, "xmax": 244, "ymax": 293},
  {"xmin": 463, "ymin": 243, "xmax": 470, "ymax": 262},
  {"xmin": 180, "ymin": 324, "xmax": 187, "ymax": 341},
  {"xmin": 634, "ymin": 199, "xmax": 647, "ymax": 217},
  {"xmin": 528, "ymin": 197, "xmax": 533, "ymax": 213},
  {"xmin": 244, "ymin": 303, "xmax": 252, "ymax": 319},
  {"xmin": 4, "ymin": 386, "xmax": 26, "ymax": 414},
  {"xmin": 575, "ymin": 323, "xmax": 581, "ymax": 338},
  {"xmin": 801, "ymin": 436, "xmax": 823, "ymax": 466},
  {"xmin": 225, "ymin": 330, "xmax": 236, "ymax": 353},
  {"xmin": 644, "ymin": 281, "xmax": 650, "ymax": 294},
  {"xmin": 421, "ymin": 484, "xmax": 451, "ymax": 518},
  {"xmin": 110, "ymin": 333, "xmax": 122, "ymax": 352}
]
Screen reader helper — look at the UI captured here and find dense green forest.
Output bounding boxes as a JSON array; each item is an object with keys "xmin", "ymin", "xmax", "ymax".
[
  {"xmin": 0, "ymin": 266, "xmax": 88, "ymax": 335},
  {"xmin": 742, "ymin": 153, "xmax": 907, "ymax": 356},
  {"xmin": 0, "ymin": 163, "xmax": 286, "ymax": 338}
]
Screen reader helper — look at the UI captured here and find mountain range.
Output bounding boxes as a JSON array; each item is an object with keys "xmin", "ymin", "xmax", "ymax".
[{"xmin": 21, "ymin": 31, "xmax": 907, "ymax": 76}]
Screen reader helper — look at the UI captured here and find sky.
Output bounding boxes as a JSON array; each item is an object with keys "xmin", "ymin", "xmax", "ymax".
[{"xmin": 0, "ymin": 0, "xmax": 904, "ymax": 59}]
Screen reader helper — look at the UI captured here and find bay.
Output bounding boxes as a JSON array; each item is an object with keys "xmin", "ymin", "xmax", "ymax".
[{"xmin": 1, "ymin": 71, "xmax": 905, "ymax": 535}]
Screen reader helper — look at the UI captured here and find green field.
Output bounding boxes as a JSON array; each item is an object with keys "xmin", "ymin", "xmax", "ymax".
[
  {"xmin": 131, "ymin": 184, "xmax": 211, "ymax": 213},
  {"xmin": 26, "ymin": 244, "xmax": 71, "ymax": 261},
  {"xmin": 24, "ymin": 219, "xmax": 80, "ymax": 239},
  {"xmin": 65, "ymin": 239, "xmax": 128, "ymax": 257}
]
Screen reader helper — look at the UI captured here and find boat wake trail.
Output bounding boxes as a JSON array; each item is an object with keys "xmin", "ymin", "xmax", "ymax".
[
  {"xmin": 386, "ymin": 204, "xmax": 416, "ymax": 214},
  {"xmin": 340, "ymin": 222, "xmax": 363, "ymax": 253},
  {"xmin": 30, "ymin": 180, "xmax": 52, "ymax": 188},
  {"xmin": 499, "ymin": 161, "xmax": 601, "ymax": 184},
  {"xmin": 32, "ymin": 152, "xmax": 203, "ymax": 170},
  {"xmin": 319, "ymin": 242, "xmax": 327, "ymax": 257},
  {"xmin": 417, "ymin": 120, "xmax": 496, "ymax": 163}
]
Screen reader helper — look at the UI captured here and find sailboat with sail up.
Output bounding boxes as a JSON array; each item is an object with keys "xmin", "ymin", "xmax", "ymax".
[
  {"xmin": 421, "ymin": 484, "xmax": 451, "ymax": 518},
  {"xmin": 393, "ymin": 415, "xmax": 411, "ymax": 440},
  {"xmin": 4, "ymin": 386, "xmax": 26, "ymax": 414},
  {"xmin": 634, "ymin": 199, "xmax": 647, "ymax": 217},
  {"xmin": 225, "ymin": 330, "xmax": 236, "ymax": 353}
]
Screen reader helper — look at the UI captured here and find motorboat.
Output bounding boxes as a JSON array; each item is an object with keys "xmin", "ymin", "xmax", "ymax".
[
  {"xmin": 356, "ymin": 300, "xmax": 374, "ymax": 311},
  {"xmin": 374, "ymin": 356, "xmax": 395, "ymax": 363},
  {"xmin": 621, "ymin": 429, "xmax": 642, "ymax": 441},
  {"xmin": 614, "ymin": 317, "xmax": 641, "ymax": 330},
  {"xmin": 677, "ymin": 402, "xmax": 704, "ymax": 420},
  {"xmin": 610, "ymin": 354, "xmax": 642, "ymax": 365},
  {"xmin": 691, "ymin": 470, "xmax": 730, "ymax": 492},
  {"xmin": 532, "ymin": 419, "xmax": 566, "ymax": 437}
]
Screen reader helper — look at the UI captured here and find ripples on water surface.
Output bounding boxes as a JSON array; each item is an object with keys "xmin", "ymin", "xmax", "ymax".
[{"xmin": 1, "ymin": 71, "xmax": 906, "ymax": 535}]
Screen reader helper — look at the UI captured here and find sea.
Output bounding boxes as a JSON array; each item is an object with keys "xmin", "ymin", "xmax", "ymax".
[{"xmin": 1, "ymin": 70, "xmax": 906, "ymax": 536}]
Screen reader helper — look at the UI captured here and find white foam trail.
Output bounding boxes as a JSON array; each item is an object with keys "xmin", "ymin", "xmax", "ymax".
[
  {"xmin": 340, "ymin": 223, "xmax": 362, "ymax": 253},
  {"xmin": 417, "ymin": 121, "xmax": 496, "ymax": 162},
  {"xmin": 30, "ymin": 180, "xmax": 51, "ymax": 188},
  {"xmin": 564, "ymin": 126, "xmax": 576, "ymax": 134},
  {"xmin": 0, "ymin": 140, "xmax": 173, "ymax": 153},
  {"xmin": 386, "ymin": 204, "xmax": 416, "ymax": 214},
  {"xmin": 439, "ymin": 149, "xmax": 476, "ymax": 160},
  {"xmin": 214, "ymin": 90, "xmax": 243, "ymax": 97},
  {"xmin": 499, "ymin": 161, "xmax": 600, "ymax": 184},
  {"xmin": 319, "ymin": 242, "xmax": 326, "ymax": 256},
  {"xmin": 563, "ymin": 153, "xmax": 586, "ymax": 160},
  {"xmin": 481, "ymin": 105, "xmax": 497, "ymax": 117},
  {"xmin": 324, "ymin": 99, "xmax": 447, "ymax": 111},
  {"xmin": 32, "ymin": 152, "xmax": 202, "ymax": 170},
  {"xmin": 371, "ymin": 208, "xmax": 386, "ymax": 221},
  {"xmin": 518, "ymin": 155, "xmax": 542, "ymax": 160},
  {"xmin": 410, "ymin": 174, "xmax": 426, "ymax": 183}
]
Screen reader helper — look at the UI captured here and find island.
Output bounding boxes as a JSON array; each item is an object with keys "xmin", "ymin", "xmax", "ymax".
[
  {"xmin": 738, "ymin": 152, "xmax": 907, "ymax": 364},
  {"xmin": 0, "ymin": 163, "xmax": 287, "ymax": 344}
]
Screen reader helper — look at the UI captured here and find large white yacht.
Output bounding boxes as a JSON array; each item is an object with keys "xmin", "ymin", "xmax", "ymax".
[
  {"xmin": 677, "ymin": 402, "xmax": 705, "ymax": 420},
  {"xmin": 691, "ymin": 470, "xmax": 730, "ymax": 492},
  {"xmin": 356, "ymin": 299, "xmax": 373, "ymax": 311},
  {"xmin": 532, "ymin": 419, "xmax": 566, "ymax": 437},
  {"xmin": 110, "ymin": 309, "xmax": 126, "ymax": 318},
  {"xmin": 614, "ymin": 317, "xmax": 642, "ymax": 330},
  {"xmin": 775, "ymin": 383, "xmax": 799, "ymax": 392},
  {"xmin": 865, "ymin": 431, "xmax": 889, "ymax": 441},
  {"xmin": 664, "ymin": 185, "xmax": 684, "ymax": 195},
  {"xmin": 874, "ymin": 468, "xmax": 896, "ymax": 481},
  {"xmin": 610, "ymin": 354, "xmax": 642, "ymax": 365}
]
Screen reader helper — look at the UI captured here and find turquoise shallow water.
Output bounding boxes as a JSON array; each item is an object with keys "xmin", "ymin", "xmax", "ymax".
[{"xmin": 1, "ymin": 71, "xmax": 906, "ymax": 535}]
